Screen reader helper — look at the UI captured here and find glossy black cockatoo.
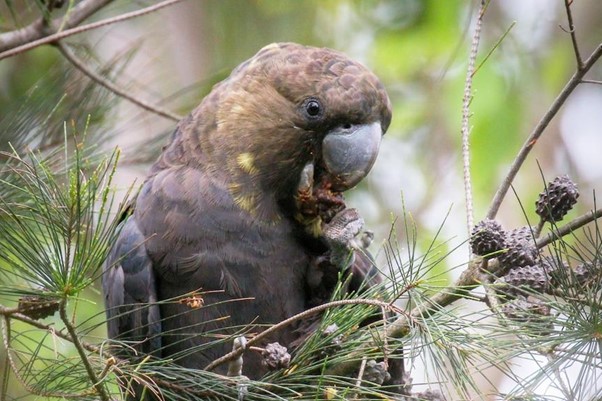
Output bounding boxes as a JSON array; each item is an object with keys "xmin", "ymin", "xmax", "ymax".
[{"xmin": 103, "ymin": 42, "xmax": 392, "ymax": 384}]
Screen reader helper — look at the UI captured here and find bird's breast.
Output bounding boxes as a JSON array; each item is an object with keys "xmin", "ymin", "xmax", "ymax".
[{"xmin": 137, "ymin": 166, "xmax": 311, "ymax": 326}]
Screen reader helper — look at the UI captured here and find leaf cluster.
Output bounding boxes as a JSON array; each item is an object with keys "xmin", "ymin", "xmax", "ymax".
[{"xmin": 0, "ymin": 130, "xmax": 130, "ymax": 400}]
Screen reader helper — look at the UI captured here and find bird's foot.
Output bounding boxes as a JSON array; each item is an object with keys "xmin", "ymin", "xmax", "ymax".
[
  {"xmin": 323, "ymin": 208, "xmax": 364, "ymax": 269},
  {"xmin": 361, "ymin": 360, "xmax": 391, "ymax": 385}
]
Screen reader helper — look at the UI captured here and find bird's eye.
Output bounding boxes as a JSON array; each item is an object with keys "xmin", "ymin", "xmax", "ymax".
[
  {"xmin": 306, "ymin": 101, "xmax": 321, "ymax": 116},
  {"xmin": 303, "ymin": 98, "xmax": 323, "ymax": 119}
]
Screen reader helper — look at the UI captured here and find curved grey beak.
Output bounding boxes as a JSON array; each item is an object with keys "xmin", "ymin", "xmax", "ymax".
[{"xmin": 321, "ymin": 122, "xmax": 382, "ymax": 191}]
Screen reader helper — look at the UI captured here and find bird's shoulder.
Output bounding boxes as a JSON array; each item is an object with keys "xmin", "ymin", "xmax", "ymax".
[
  {"xmin": 134, "ymin": 164, "xmax": 260, "ymax": 242},
  {"xmin": 131, "ymin": 164, "xmax": 306, "ymax": 281}
]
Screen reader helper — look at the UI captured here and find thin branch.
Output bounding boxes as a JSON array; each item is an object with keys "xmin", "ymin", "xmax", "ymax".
[
  {"xmin": 325, "ymin": 257, "xmax": 488, "ymax": 377},
  {"xmin": 0, "ymin": 305, "xmax": 103, "ymax": 355},
  {"xmin": 486, "ymin": 43, "xmax": 602, "ymax": 220},
  {"xmin": 380, "ymin": 307, "xmax": 390, "ymax": 369},
  {"xmin": 563, "ymin": 0, "xmax": 584, "ymax": 70},
  {"xmin": 0, "ymin": 0, "xmax": 188, "ymax": 61},
  {"xmin": 1, "ymin": 314, "xmax": 97, "ymax": 399},
  {"xmin": 581, "ymin": 79, "xmax": 602, "ymax": 85},
  {"xmin": 355, "ymin": 357, "xmax": 368, "ymax": 388},
  {"xmin": 59, "ymin": 299, "xmax": 110, "ymax": 401},
  {"xmin": 461, "ymin": 0, "xmax": 486, "ymax": 242},
  {"xmin": 204, "ymin": 298, "xmax": 403, "ymax": 372},
  {"xmin": 478, "ymin": 268, "xmax": 504, "ymax": 315},
  {"xmin": 2, "ymin": 316, "xmax": 40, "ymax": 397},
  {"xmin": 536, "ymin": 207, "xmax": 602, "ymax": 248},
  {"xmin": 550, "ymin": 289, "xmax": 601, "ymax": 309},
  {"xmin": 534, "ymin": 218, "xmax": 545, "ymax": 239},
  {"xmin": 0, "ymin": 306, "xmax": 19, "ymax": 315},
  {"xmin": 438, "ymin": 1, "xmax": 475, "ymax": 82},
  {"xmin": 0, "ymin": 0, "xmax": 113, "ymax": 53},
  {"xmin": 544, "ymin": 351, "xmax": 575, "ymax": 401},
  {"xmin": 57, "ymin": 42, "xmax": 182, "ymax": 122}
]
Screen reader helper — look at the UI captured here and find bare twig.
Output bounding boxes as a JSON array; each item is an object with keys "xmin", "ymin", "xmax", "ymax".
[
  {"xmin": 355, "ymin": 357, "xmax": 368, "ymax": 388},
  {"xmin": 486, "ymin": 43, "xmax": 602, "ymax": 220},
  {"xmin": 479, "ymin": 272, "xmax": 503, "ymax": 315},
  {"xmin": 380, "ymin": 307, "xmax": 389, "ymax": 369},
  {"xmin": 1, "ymin": 314, "xmax": 97, "ymax": 398},
  {"xmin": 461, "ymin": 0, "xmax": 486, "ymax": 241},
  {"xmin": 59, "ymin": 299, "xmax": 110, "ymax": 401},
  {"xmin": 550, "ymin": 289, "xmax": 602, "ymax": 309},
  {"xmin": 536, "ymin": 207, "xmax": 602, "ymax": 248},
  {"xmin": 563, "ymin": 0, "xmax": 584, "ymax": 70},
  {"xmin": 204, "ymin": 298, "xmax": 404, "ymax": 372},
  {"xmin": 0, "ymin": 0, "xmax": 188, "ymax": 61},
  {"xmin": 534, "ymin": 218, "xmax": 545, "ymax": 239},
  {"xmin": 0, "ymin": 306, "xmax": 19, "ymax": 315},
  {"xmin": 0, "ymin": 305, "xmax": 103, "ymax": 355},
  {"xmin": 0, "ymin": 0, "xmax": 113, "ymax": 53},
  {"xmin": 544, "ymin": 351, "xmax": 575, "ymax": 401},
  {"xmin": 581, "ymin": 79, "xmax": 602, "ymax": 85},
  {"xmin": 57, "ymin": 42, "xmax": 182, "ymax": 122}
]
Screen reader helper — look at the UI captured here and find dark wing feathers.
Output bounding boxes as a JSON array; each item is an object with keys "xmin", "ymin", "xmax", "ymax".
[{"xmin": 103, "ymin": 217, "xmax": 161, "ymax": 356}]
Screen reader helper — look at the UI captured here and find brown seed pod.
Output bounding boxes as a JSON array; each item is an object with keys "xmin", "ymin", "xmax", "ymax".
[
  {"xmin": 470, "ymin": 219, "xmax": 506, "ymax": 258},
  {"xmin": 535, "ymin": 175, "xmax": 579, "ymax": 223}
]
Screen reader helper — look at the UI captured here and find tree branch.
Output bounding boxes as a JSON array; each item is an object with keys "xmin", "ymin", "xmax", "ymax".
[
  {"xmin": 0, "ymin": 0, "xmax": 113, "ymax": 53},
  {"xmin": 563, "ymin": 0, "xmax": 584, "ymax": 69},
  {"xmin": 327, "ymin": 253, "xmax": 517, "ymax": 377},
  {"xmin": 461, "ymin": 0, "xmax": 486, "ymax": 242},
  {"xmin": 0, "ymin": 305, "xmax": 103, "ymax": 354},
  {"xmin": 57, "ymin": 42, "xmax": 182, "ymax": 122},
  {"xmin": 536, "ymin": 207, "xmax": 602, "ymax": 249},
  {"xmin": 0, "ymin": 0, "xmax": 187, "ymax": 61},
  {"xmin": 204, "ymin": 298, "xmax": 404, "ymax": 373},
  {"xmin": 1, "ymin": 313, "xmax": 98, "ymax": 399},
  {"xmin": 486, "ymin": 42, "xmax": 602, "ymax": 220},
  {"xmin": 581, "ymin": 79, "xmax": 602, "ymax": 85},
  {"xmin": 59, "ymin": 300, "xmax": 110, "ymax": 401}
]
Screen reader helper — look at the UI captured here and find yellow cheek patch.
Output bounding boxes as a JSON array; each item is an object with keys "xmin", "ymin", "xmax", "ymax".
[{"xmin": 236, "ymin": 152, "xmax": 258, "ymax": 175}]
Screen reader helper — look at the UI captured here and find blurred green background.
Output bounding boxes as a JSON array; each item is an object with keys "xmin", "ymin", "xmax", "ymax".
[{"xmin": 1, "ymin": 0, "xmax": 602, "ymax": 399}]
